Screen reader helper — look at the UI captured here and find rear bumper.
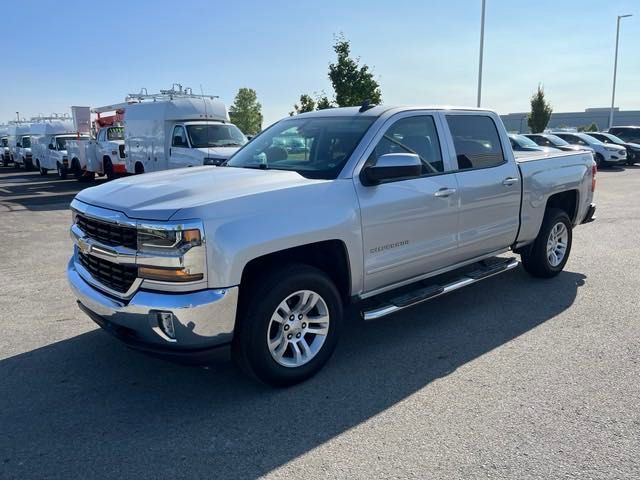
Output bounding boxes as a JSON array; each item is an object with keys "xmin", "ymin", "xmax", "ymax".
[
  {"xmin": 582, "ymin": 203, "xmax": 596, "ymax": 224},
  {"xmin": 67, "ymin": 258, "xmax": 238, "ymax": 362}
]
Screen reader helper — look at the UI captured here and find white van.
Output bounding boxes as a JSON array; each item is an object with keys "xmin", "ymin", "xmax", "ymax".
[
  {"xmin": 0, "ymin": 126, "xmax": 9, "ymax": 166},
  {"xmin": 31, "ymin": 121, "xmax": 90, "ymax": 178},
  {"xmin": 125, "ymin": 96, "xmax": 246, "ymax": 174},
  {"xmin": 7, "ymin": 123, "xmax": 32, "ymax": 168}
]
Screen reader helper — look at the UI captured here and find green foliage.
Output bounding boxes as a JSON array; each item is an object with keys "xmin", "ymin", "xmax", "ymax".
[
  {"xmin": 527, "ymin": 84, "xmax": 553, "ymax": 133},
  {"xmin": 229, "ymin": 88, "xmax": 263, "ymax": 135},
  {"xmin": 578, "ymin": 122, "xmax": 599, "ymax": 132},
  {"xmin": 290, "ymin": 94, "xmax": 316, "ymax": 116},
  {"xmin": 290, "ymin": 35, "xmax": 381, "ymax": 115},
  {"xmin": 328, "ymin": 36, "xmax": 382, "ymax": 107},
  {"xmin": 316, "ymin": 96, "xmax": 333, "ymax": 110}
]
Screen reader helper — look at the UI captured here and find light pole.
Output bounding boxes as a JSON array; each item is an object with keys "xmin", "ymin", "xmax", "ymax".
[
  {"xmin": 609, "ymin": 14, "xmax": 632, "ymax": 129},
  {"xmin": 477, "ymin": 0, "xmax": 486, "ymax": 108}
]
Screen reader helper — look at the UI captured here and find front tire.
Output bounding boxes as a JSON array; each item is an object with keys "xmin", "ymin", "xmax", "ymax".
[
  {"xmin": 521, "ymin": 208, "xmax": 573, "ymax": 278},
  {"xmin": 594, "ymin": 153, "xmax": 604, "ymax": 168},
  {"xmin": 232, "ymin": 264, "xmax": 343, "ymax": 387},
  {"xmin": 104, "ymin": 159, "xmax": 115, "ymax": 181}
]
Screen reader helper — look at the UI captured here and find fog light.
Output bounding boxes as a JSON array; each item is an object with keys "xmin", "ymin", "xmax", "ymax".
[{"xmin": 157, "ymin": 311, "xmax": 176, "ymax": 339}]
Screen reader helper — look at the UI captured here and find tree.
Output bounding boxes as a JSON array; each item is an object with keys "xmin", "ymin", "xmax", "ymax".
[
  {"xmin": 577, "ymin": 122, "xmax": 598, "ymax": 132},
  {"xmin": 229, "ymin": 88, "xmax": 263, "ymax": 135},
  {"xmin": 527, "ymin": 84, "xmax": 553, "ymax": 133},
  {"xmin": 328, "ymin": 36, "xmax": 382, "ymax": 107},
  {"xmin": 289, "ymin": 35, "xmax": 381, "ymax": 115},
  {"xmin": 290, "ymin": 94, "xmax": 316, "ymax": 116}
]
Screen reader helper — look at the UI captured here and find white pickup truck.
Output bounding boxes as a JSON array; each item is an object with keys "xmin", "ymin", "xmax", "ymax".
[
  {"xmin": 67, "ymin": 105, "xmax": 596, "ymax": 386},
  {"xmin": 66, "ymin": 126, "xmax": 126, "ymax": 180}
]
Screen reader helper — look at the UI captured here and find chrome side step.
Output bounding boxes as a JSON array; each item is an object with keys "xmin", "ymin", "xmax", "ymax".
[{"xmin": 362, "ymin": 258, "xmax": 519, "ymax": 321}]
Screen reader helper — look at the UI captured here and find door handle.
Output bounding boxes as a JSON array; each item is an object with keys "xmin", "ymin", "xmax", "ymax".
[
  {"xmin": 502, "ymin": 177, "xmax": 520, "ymax": 186},
  {"xmin": 434, "ymin": 187, "xmax": 457, "ymax": 198}
]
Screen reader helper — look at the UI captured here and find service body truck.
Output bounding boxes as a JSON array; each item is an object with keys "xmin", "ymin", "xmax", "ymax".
[
  {"xmin": 31, "ymin": 119, "xmax": 73, "ymax": 175},
  {"xmin": 32, "ymin": 121, "xmax": 89, "ymax": 178},
  {"xmin": 1, "ymin": 126, "xmax": 10, "ymax": 166},
  {"xmin": 125, "ymin": 96, "xmax": 246, "ymax": 174},
  {"xmin": 69, "ymin": 105, "xmax": 597, "ymax": 386},
  {"xmin": 67, "ymin": 103, "xmax": 129, "ymax": 180},
  {"xmin": 8, "ymin": 123, "xmax": 32, "ymax": 168}
]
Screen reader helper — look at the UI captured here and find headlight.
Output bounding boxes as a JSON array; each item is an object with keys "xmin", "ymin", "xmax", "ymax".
[
  {"xmin": 137, "ymin": 228, "xmax": 201, "ymax": 250},
  {"xmin": 605, "ymin": 146, "xmax": 620, "ymax": 152},
  {"xmin": 137, "ymin": 227, "xmax": 205, "ymax": 283}
]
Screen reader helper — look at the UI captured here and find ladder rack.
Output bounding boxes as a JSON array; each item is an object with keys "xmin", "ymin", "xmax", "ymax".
[{"xmin": 125, "ymin": 83, "xmax": 218, "ymax": 102}]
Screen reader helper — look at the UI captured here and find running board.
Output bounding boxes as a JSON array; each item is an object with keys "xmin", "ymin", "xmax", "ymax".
[{"xmin": 362, "ymin": 258, "xmax": 519, "ymax": 321}]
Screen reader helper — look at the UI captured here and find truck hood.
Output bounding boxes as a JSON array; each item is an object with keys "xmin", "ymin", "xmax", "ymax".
[
  {"xmin": 196, "ymin": 146, "xmax": 240, "ymax": 159},
  {"xmin": 74, "ymin": 166, "xmax": 324, "ymax": 221}
]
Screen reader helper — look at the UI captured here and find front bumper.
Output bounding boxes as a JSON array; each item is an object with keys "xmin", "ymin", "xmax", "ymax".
[{"xmin": 67, "ymin": 259, "xmax": 238, "ymax": 361}]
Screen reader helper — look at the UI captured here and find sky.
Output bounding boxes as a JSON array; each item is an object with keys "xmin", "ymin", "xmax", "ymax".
[{"xmin": 1, "ymin": 0, "xmax": 639, "ymax": 127}]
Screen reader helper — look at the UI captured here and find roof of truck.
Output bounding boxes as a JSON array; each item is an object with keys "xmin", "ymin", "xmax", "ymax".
[{"xmin": 293, "ymin": 105, "xmax": 496, "ymax": 119}]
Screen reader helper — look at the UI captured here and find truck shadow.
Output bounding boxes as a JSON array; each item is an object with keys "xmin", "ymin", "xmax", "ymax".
[
  {"xmin": 0, "ymin": 168, "xmax": 106, "ymax": 211},
  {"xmin": 0, "ymin": 268, "xmax": 585, "ymax": 478}
]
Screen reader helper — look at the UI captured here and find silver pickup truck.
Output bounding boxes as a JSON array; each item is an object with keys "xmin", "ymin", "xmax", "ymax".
[{"xmin": 67, "ymin": 106, "xmax": 596, "ymax": 386}]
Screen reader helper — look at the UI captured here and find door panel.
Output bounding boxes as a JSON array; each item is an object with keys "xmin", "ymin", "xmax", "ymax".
[
  {"xmin": 444, "ymin": 113, "xmax": 521, "ymax": 260},
  {"xmin": 454, "ymin": 162, "xmax": 521, "ymax": 258},
  {"xmin": 355, "ymin": 113, "xmax": 460, "ymax": 293}
]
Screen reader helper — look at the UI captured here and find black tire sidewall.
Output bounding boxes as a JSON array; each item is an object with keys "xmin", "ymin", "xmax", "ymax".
[
  {"xmin": 524, "ymin": 209, "xmax": 573, "ymax": 277},
  {"xmin": 234, "ymin": 265, "xmax": 343, "ymax": 386}
]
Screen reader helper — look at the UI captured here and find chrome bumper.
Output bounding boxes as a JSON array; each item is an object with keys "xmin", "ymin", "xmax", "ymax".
[{"xmin": 67, "ymin": 258, "xmax": 238, "ymax": 353}]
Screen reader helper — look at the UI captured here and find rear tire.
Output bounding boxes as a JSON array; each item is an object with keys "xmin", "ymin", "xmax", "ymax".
[
  {"xmin": 56, "ymin": 162, "xmax": 67, "ymax": 180},
  {"xmin": 232, "ymin": 264, "xmax": 343, "ymax": 387},
  {"xmin": 36, "ymin": 159, "xmax": 47, "ymax": 176},
  {"xmin": 72, "ymin": 159, "xmax": 83, "ymax": 179},
  {"xmin": 104, "ymin": 159, "xmax": 115, "ymax": 180},
  {"xmin": 594, "ymin": 153, "xmax": 604, "ymax": 168},
  {"xmin": 521, "ymin": 208, "xmax": 573, "ymax": 278}
]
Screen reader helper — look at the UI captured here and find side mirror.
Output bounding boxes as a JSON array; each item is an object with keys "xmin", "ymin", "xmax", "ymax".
[
  {"xmin": 48, "ymin": 143, "xmax": 55, "ymax": 150},
  {"xmin": 362, "ymin": 153, "xmax": 422, "ymax": 186}
]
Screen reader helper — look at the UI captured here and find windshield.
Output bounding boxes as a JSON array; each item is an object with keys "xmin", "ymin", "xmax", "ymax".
[
  {"xmin": 226, "ymin": 116, "xmax": 376, "ymax": 179},
  {"xmin": 596, "ymin": 133, "xmax": 624, "ymax": 145},
  {"xmin": 579, "ymin": 133, "xmax": 604, "ymax": 145},
  {"xmin": 21, "ymin": 136, "xmax": 31, "ymax": 148},
  {"xmin": 186, "ymin": 124, "xmax": 247, "ymax": 148},
  {"xmin": 545, "ymin": 135, "xmax": 570, "ymax": 146},
  {"xmin": 512, "ymin": 135, "xmax": 538, "ymax": 148},
  {"xmin": 107, "ymin": 127, "xmax": 124, "ymax": 141},
  {"xmin": 56, "ymin": 136, "xmax": 88, "ymax": 150}
]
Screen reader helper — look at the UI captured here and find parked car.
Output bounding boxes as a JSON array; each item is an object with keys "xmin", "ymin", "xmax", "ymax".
[
  {"xmin": 552, "ymin": 132, "xmax": 626, "ymax": 167},
  {"xmin": 587, "ymin": 132, "xmax": 640, "ymax": 166},
  {"xmin": 68, "ymin": 105, "xmax": 596, "ymax": 386},
  {"xmin": 7, "ymin": 123, "xmax": 31, "ymax": 168},
  {"xmin": 607, "ymin": 126, "xmax": 640, "ymax": 144},
  {"xmin": 14, "ymin": 134, "xmax": 33, "ymax": 170},
  {"xmin": 508, "ymin": 134, "xmax": 559, "ymax": 153},
  {"xmin": 33, "ymin": 130, "xmax": 91, "ymax": 179},
  {"xmin": 1, "ymin": 134, "xmax": 9, "ymax": 166},
  {"xmin": 523, "ymin": 133, "xmax": 595, "ymax": 154}
]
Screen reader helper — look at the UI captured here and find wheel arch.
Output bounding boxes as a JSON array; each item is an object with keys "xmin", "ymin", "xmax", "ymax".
[
  {"xmin": 239, "ymin": 240, "xmax": 352, "ymax": 304},
  {"xmin": 545, "ymin": 189, "xmax": 579, "ymax": 224}
]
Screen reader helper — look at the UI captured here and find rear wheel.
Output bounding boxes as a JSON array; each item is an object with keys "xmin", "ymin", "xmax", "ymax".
[
  {"xmin": 521, "ymin": 208, "xmax": 573, "ymax": 278},
  {"xmin": 72, "ymin": 159, "xmax": 83, "ymax": 179},
  {"xmin": 232, "ymin": 264, "xmax": 343, "ymax": 387},
  {"xmin": 594, "ymin": 153, "xmax": 604, "ymax": 168},
  {"xmin": 56, "ymin": 162, "xmax": 67, "ymax": 180},
  {"xmin": 36, "ymin": 159, "xmax": 47, "ymax": 176},
  {"xmin": 104, "ymin": 158, "xmax": 115, "ymax": 180}
]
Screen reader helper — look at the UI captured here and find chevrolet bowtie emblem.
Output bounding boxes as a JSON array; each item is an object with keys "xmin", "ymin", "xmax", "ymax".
[{"xmin": 77, "ymin": 237, "xmax": 92, "ymax": 255}]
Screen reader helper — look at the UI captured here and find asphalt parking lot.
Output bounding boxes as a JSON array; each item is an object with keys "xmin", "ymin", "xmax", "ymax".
[{"xmin": 1, "ymin": 165, "xmax": 639, "ymax": 479}]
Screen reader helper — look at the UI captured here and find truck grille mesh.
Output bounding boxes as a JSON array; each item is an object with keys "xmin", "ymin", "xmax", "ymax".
[
  {"xmin": 76, "ymin": 214, "xmax": 137, "ymax": 249},
  {"xmin": 78, "ymin": 252, "xmax": 137, "ymax": 294}
]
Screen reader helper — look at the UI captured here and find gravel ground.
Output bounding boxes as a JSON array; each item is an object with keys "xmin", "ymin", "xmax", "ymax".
[{"xmin": 0, "ymin": 166, "xmax": 638, "ymax": 479}]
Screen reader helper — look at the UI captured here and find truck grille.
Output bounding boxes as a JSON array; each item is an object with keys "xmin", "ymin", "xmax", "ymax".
[
  {"xmin": 78, "ymin": 252, "xmax": 137, "ymax": 294},
  {"xmin": 76, "ymin": 214, "xmax": 137, "ymax": 249}
]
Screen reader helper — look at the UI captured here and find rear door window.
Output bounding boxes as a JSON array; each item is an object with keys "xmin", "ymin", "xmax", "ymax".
[{"xmin": 446, "ymin": 115, "xmax": 505, "ymax": 170}]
